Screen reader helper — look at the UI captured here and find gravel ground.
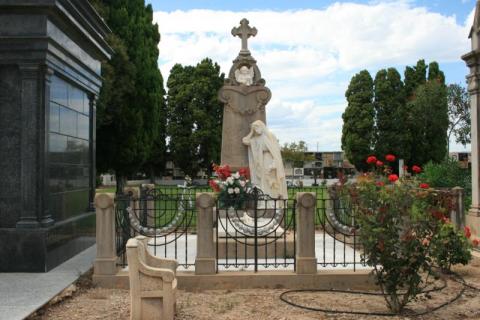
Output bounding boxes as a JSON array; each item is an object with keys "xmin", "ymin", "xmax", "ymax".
[{"xmin": 28, "ymin": 257, "xmax": 480, "ymax": 320}]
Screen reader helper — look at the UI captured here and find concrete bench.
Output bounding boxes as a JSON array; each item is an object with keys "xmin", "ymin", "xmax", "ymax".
[{"xmin": 127, "ymin": 235, "xmax": 178, "ymax": 320}]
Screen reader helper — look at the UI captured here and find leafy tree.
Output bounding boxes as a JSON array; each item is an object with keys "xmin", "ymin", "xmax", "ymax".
[
  {"xmin": 281, "ymin": 141, "xmax": 314, "ymax": 167},
  {"xmin": 373, "ymin": 68, "xmax": 407, "ymax": 160},
  {"xmin": 404, "ymin": 59, "xmax": 427, "ymax": 99},
  {"xmin": 409, "ymin": 79, "xmax": 449, "ymax": 165},
  {"xmin": 342, "ymin": 70, "xmax": 375, "ymax": 171},
  {"xmin": 167, "ymin": 59, "xmax": 224, "ymax": 177},
  {"xmin": 92, "ymin": 0, "xmax": 166, "ymax": 191},
  {"xmin": 447, "ymin": 84, "xmax": 471, "ymax": 150}
]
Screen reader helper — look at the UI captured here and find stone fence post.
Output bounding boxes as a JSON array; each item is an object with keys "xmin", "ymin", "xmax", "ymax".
[
  {"xmin": 451, "ymin": 187, "xmax": 465, "ymax": 229},
  {"xmin": 93, "ymin": 193, "xmax": 117, "ymax": 280},
  {"xmin": 296, "ymin": 192, "xmax": 317, "ymax": 274},
  {"xmin": 195, "ymin": 193, "xmax": 216, "ymax": 275}
]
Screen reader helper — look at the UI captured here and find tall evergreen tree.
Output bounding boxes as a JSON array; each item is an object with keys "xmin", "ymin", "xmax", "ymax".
[
  {"xmin": 342, "ymin": 70, "xmax": 375, "ymax": 171},
  {"xmin": 373, "ymin": 68, "xmax": 406, "ymax": 159},
  {"xmin": 408, "ymin": 61, "xmax": 448, "ymax": 165},
  {"xmin": 92, "ymin": 0, "xmax": 166, "ymax": 191},
  {"xmin": 166, "ymin": 59, "xmax": 224, "ymax": 177}
]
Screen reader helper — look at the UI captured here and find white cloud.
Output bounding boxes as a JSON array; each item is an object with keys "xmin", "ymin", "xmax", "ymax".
[{"xmin": 153, "ymin": 2, "xmax": 473, "ymax": 151}]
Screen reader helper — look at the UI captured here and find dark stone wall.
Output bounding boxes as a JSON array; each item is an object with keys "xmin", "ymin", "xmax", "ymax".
[{"xmin": 0, "ymin": 65, "xmax": 21, "ymax": 228}]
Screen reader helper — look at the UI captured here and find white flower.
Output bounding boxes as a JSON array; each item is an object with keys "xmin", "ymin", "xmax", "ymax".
[
  {"xmin": 227, "ymin": 188, "xmax": 234, "ymax": 194},
  {"xmin": 240, "ymin": 180, "xmax": 246, "ymax": 187},
  {"xmin": 234, "ymin": 187, "xmax": 240, "ymax": 194},
  {"xmin": 226, "ymin": 177, "xmax": 234, "ymax": 185},
  {"xmin": 233, "ymin": 172, "xmax": 240, "ymax": 179}
]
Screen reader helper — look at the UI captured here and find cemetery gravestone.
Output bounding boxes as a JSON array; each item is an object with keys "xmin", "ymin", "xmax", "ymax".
[{"xmin": 219, "ymin": 18, "xmax": 272, "ymax": 170}]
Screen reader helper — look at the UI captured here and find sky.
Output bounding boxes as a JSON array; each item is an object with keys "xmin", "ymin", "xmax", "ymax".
[{"xmin": 146, "ymin": 0, "xmax": 476, "ymax": 152}]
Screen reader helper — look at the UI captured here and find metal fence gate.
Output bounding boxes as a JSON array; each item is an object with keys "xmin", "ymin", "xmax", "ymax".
[{"xmin": 215, "ymin": 188, "xmax": 296, "ymax": 272}]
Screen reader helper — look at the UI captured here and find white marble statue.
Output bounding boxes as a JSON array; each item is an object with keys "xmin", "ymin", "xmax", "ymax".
[
  {"xmin": 242, "ymin": 120, "xmax": 288, "ymax": 199},
  {"xmin": 235, "ymin": 66, "xmax": 254, "ymax": 85}
]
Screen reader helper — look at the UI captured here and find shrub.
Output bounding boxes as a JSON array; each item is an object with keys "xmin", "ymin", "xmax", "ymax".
[
  {"xmin": 337, "ymin": 154, "xmax": 468, "ymax": 313},
  {"xmin": 420, "ymin": 158, "xmax": 471, "ymax": 209},
  {"xmin": 430, "ymin": 223, "xmax": 472, "ymax": 273}
]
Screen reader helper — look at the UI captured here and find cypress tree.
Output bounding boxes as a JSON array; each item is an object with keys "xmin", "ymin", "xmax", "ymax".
[
  {"xmin": 342, "ymin": 70, "xmax": 375, "ymax": 171},
  {"xmin": 373, "ymin": 68, "xmax": 406, "ymax": 160},
  {"xmin": 92, "ymin": 0, "xmax": 166, "ymax": 191}
]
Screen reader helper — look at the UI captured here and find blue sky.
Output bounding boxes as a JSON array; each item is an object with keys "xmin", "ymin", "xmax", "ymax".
[{"xmin": 148, "ymin": 0, "xmax": 476, "ymax": 152}]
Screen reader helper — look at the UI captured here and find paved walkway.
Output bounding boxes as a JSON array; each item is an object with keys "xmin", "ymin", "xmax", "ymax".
[{"xmin": 0, "ymin": 245, "xmax": 96, "ymax": 320}]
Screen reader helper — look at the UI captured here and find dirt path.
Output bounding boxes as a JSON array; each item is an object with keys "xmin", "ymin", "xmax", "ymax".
[{"xmin": 29, "ymin": 257, "xmax": 480, "ymax": 320}]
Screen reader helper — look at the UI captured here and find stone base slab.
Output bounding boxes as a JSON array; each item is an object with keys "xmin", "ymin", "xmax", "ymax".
[
  {"xmin": 94, "ymin": 269, "xmax": 375, "ymax": 291},
  {"xmin": 215, "ymin": 232, "xmax": 294, "ymax": 259}
]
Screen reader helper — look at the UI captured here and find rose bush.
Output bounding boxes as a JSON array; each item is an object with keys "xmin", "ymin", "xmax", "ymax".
[{"xmin": 337, "ymin": 155, "xmax": 472, "ymax": 313}]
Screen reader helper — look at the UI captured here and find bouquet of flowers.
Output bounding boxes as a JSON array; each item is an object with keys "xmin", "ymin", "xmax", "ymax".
[{"xmin": 209, "ymin": 164, "xmax": 251, "ymax": 209}]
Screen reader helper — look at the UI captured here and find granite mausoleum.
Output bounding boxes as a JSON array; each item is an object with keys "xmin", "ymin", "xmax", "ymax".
[{"xmin": 0, "ymin": 0, "xmax": 112, "ymax": 271}]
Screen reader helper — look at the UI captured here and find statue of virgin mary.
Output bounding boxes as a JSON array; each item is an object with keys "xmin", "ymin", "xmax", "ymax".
[{"xmin": 242, "ymin": 120, "xmax": 288, "ymax": 199}]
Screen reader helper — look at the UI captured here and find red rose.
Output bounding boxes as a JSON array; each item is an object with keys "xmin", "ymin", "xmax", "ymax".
[
  {"xmin": 464, "ymin": 226, "xmax": 472, "ymax": 239},
  {"xmin": 215, "ymin": 165, "xmax": 231, "ymax": 180},
  {"xmin": 239, "ymin": 167, "xmax": 250, "ymax": 179},
  {"xmin": 366, "ymin": 156, "xmax": 377, "ymax": 164},
  {"xmin": 376, "ymin": 160, "xmax": 384, "ymax": 167},
  {"xmin": 473, "ymin": 239, "xmax": 479, "ymax": 247},
  {"xmin": 412, "ymin": 165, "xmax": 422, "ymax": 174},
  {"xmin": 376, "ymin": 181, "xmax": 385, "ymax": 187},
  {"xmin": 385, "ymin": 154, "xmax": 396, "ymax": 162},
  {"xmin": 388, "ymin": 174, "xmax": 399, "ymax": 182},
  {"xmin": 208, "ymin": 179, "xmax": 220, "ymax": 192},
  {"xmin": 432, "ymin": 210, "xmax": 445, "ymax": 220},
  {"xmin": 419, "ymin": 183, "xmax": 429, "ymax": 189}
]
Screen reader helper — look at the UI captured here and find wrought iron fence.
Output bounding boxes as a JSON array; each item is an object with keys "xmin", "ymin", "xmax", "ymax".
[
  {"xmin": 115, "ymin": 186, "xmax": 199, "ymax": 268},
  {"xmin": 215, "ymin": 188, "xmax": 296, "ymax": 272}
]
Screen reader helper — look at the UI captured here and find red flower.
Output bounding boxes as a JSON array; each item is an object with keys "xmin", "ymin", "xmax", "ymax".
[
  {"xmin": 376, "ymin": 181, "xmax": 385, "ymax": 187},
  {"xmin": 208, "ymin": 179, "xmax": 220, "ymax": 192},
  {"xmin": 385, "ymin": 154, "xmax": 396, "ymax": 162},
  {"xmin": 366, "ymin": 156, "xmax": 377, "ymax": 164},
  {"xmin": 376, "ymin": 160, "xmax": 384, "ymax": 167},
  {"xmin": 239, "ymin": 167, "xmax": 250, "ymax": 179},
  {"xmin": 464, "ymin": 226, "xmax": 472, "ymax": 239},
  {"xmin": 403, "ymin": 165, "xmax": 408, "ymax": 171},
  {"xmin": 412, "ymin": 165, "xmax": 422, "ymax": 174},
  {"xmin": 388, "ymin": 174, "xmax": 399, "ymax": 183},
  {"xmin": 215, "ymin": 165, "xmax": 231, "ymax": 180},
  {"xmin": 432, "ymin": 210, "xmax": 445, "ymax": 221},
  {"xmin": 473, "ymin": 239, "xmax": 479, "ymax": 247},
  {"xmin": 419, "ymin": 183, "xmax": 429, "ymax": 189}
]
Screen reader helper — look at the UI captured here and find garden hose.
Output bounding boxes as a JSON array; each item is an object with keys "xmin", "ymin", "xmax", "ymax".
[{"xmin": 280, "ymin": 272, "xmax": 475, "ymax": 317}]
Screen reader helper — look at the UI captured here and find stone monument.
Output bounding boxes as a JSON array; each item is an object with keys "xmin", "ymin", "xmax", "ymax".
[
  {"xmin": 463, "ymin": 0, "xmax": 480, "ymax": 240},
  {"xmin": 219, "ymin": 18, "xmax": 272, "ymax": 170}
]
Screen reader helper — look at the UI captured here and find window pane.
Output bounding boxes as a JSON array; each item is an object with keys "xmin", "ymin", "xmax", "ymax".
[
  {"xmin": 78, "ymin": 114, "xmax": 89, "ymax": 140},
  {"xmin": 49, "ymin": 103, "xmax": 60, "ymax": 133},
  {"xmin": 59, "ymin": 107, "xmax": 77, "ymax": 136},
  {"xmin": 69, "ymin": 85, "xmax": 84, "ymax": 113},
  {"xmin": 49, "ymin": 133, "xmax": 67, "ymax": 163},
  {"xmin": 51, "ymin": 77, "xmax": 68, "ymax": 106}
]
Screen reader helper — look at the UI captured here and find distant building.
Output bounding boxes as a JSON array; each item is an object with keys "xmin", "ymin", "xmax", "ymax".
[
  {"xmin": 449, "ymin": 151, "xmax": 471, "ymax": 169},
  {"xmin": 284, "ymin": 151, "xmax": 356, "ymax": 179}
]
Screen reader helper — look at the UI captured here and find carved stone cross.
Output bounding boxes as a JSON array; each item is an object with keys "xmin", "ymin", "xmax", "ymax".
[{"xmin": 231, "ymin": 18, "xmax": 257, "ymax": 53}]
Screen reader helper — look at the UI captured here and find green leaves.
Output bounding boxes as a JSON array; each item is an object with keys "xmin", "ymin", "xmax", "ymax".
[
  {"xmin": 342, "ymin": 60, "xmax": 449, "ymax": 171},
  {"xmin": 167, "ymin": 59, "xmax": 225, "ymax": 177}
]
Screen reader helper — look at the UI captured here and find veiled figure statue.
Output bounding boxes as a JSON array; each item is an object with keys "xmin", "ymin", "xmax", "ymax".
[{"xmin": 242, "ymin": 120, "xmax": 288, "ymax": 199}]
